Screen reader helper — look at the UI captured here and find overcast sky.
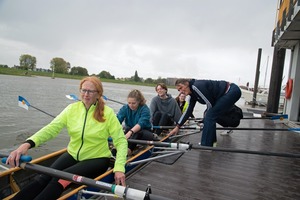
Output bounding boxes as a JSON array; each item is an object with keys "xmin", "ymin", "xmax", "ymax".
[{"xmin": 0, "ymin": 0, "xmax": 286, "ymax": 87}]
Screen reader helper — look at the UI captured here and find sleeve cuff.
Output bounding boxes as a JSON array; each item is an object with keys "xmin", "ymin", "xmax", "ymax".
[{"xmin": 24, "ymin": 140, "xmax": 35, "ymax": 149}]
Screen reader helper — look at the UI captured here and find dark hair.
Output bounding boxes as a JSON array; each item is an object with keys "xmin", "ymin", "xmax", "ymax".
[
  {"xmin": 127, "ymin": 89, "xmax": 146, "ymax": 106},
  {"xmin": 80, "ymin": 76, "xmax": 105, "ymax": 122},
  {"xmin": 175, "ymin": 93, "xmax": 186, "ymax": 103},
  {"xmin": 175, "ymin": 78, "xmax": 190, "ymax": 86},
  {"xmin": 155, "ymin": 83, "xmax": 168, "ymax": 92}
]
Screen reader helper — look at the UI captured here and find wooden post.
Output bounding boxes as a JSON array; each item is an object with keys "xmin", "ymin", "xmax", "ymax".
[{"xmin": 267, "ymin": 45, "xmax": 285, "ymax": 113}]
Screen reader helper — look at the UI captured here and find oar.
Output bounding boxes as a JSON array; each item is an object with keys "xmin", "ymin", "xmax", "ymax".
[
  {"xmin": 18, "ymin": 95, "xmax": 78, "ymax": 119},
  {"xmin": 18, "ymin": 96, "xmax": 55, "ymax": 118},
  {"xmin": 152, "ymin": 125, "xmax": 300, "ymax": 132},
  {"xmin": 66, "ymin": 94, "xmax": 125, "ymax": 106},
  {"xmin": 103, "ymin": 95, "xmax": 125, "ymax": 105},
  {"xmin": 10, "ymin": 162, "xmax": 171, "ymax": 200},
  {"xmin": 65, "ymin": 94, "xmax": 79, "ymax": 101},
  {"xmin": 128, "ymin": 139, "xmax": 300, "ymax": 158},
  {"xmin": 190, "ymin": 114, "xmax": 288, "ymax": 121}
]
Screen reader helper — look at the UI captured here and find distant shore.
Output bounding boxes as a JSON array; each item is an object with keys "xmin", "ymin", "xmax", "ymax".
[{"xmin": 0, "ymin": 67, "xmax": 158, "ymax": 88}]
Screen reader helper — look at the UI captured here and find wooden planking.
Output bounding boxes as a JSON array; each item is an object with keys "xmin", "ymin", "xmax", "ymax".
[{"xmin": 122, "ymin": 119, "xmax": 300, "ymax": 200}]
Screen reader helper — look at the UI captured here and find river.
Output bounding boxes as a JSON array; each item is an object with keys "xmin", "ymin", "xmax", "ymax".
[{"xmin": 0, "ymin": 74, "xmax": 210, "ymax": 161}]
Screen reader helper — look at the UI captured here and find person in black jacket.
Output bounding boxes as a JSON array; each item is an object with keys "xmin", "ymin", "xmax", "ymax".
[{"xmin": 169, "ymin": 78, "xmax": 241, "ymax": 147}]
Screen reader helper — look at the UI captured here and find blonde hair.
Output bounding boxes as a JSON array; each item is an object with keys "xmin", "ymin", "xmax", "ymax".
[
  {"xmin": 79, "ymin": 76, "xmax": 106, "ymax": 122},
  {"xmin": 127, "ymin": 89, "xmax": 146, "ymax": 106}
]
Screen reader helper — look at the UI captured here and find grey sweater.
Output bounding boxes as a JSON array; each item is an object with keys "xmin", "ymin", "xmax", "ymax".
[{"xmin": 149, "ymin": 93, "xmax": 182, "ymax": 122}]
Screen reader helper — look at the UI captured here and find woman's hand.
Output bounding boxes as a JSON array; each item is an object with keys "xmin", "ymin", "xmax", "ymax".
[
  {"xmin": 168, "ymin": 126, "xmax": 180, "ymax": 136},
  {"xmin": 6, "ymin": 143, "xmax": 31, "ymax": 167},
  {"xmin": 114, "ymin": 171, "xmax": 126, "ymax": 186},
  {"xmin": 125, "ymin": 131, "xmax": 132, "ymax": 139}
]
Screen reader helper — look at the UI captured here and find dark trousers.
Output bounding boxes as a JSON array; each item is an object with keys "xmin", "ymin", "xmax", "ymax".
[
  {"xmin": 125, "ymin": 128, "xmax": 153, "ymax": 151},
  {"xmin": 201, "ymin": 83, "xmax": 241, "ymax": 146},
  {"xmin": 12, "ymin": 152, "xmax": 110, "ymax": 200},
  {"xmin": 152, "ymin": 111, "xmax": 174, "ymax": 135}
]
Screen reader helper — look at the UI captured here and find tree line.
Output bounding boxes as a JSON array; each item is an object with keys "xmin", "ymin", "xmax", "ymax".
[{"xmin": 1, "ymin": 54, "xmax": 167, "ymax": 84}]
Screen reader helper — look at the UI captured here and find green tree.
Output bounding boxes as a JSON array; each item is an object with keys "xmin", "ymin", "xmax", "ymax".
[
  {"xmin": 155, "ymin": 76, "xmax": 167, "ymax": 84},
  {"xmin": 133, "ymin": 70, "xmax": 141, "ymax": 82},
  {"xmin": 98, "ymin": 70, "xmax": 115, "ymax": 79},
  {"xmin": 144, "ymin": 78, "xmax": 154, "ymax": 84},
  {"xmin": 70, "ymin": 66, "xmax": 89, "ymax": 76},
  {"xmin": 50, "ymin": 57, "xmax": 69, "ymax": 74},
  {"xmin": 19, "ymin": 54, "xmax": 36, "ymax": 70},
  {"xmin": 0, "ymin": 64, "xmax": 9, "ymax": 68}
]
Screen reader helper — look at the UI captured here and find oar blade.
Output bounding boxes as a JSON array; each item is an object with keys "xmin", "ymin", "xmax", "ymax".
[
  {"xmin": 102, "ymin": 95, "xmax": 108, "ymax": 100},
  {"xmin": 271, "ymin": 114, "xmax": 288, "ymax": 124},
  {"xmin": 18, "ymin": 96, "xmax": 30, "ymax": 110},
  {"xmin": 66, "ymin": 94, "xmax": 79, "ymax": 101},
  {"xmin": 288, "ymin": 128, "xmax": 300, "ymax": 133}
]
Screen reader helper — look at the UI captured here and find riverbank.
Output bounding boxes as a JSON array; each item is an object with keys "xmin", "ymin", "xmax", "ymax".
[{"xmin": 0, "ymin": 67, "xmax": 158, "ymax": 87}]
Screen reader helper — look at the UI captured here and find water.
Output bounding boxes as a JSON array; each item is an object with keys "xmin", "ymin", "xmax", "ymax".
[{"xmin": 0, "ymin": 74, "xmax": 209, "ymax": 160}]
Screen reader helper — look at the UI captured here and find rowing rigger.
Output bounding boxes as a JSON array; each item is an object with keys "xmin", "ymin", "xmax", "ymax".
[
  {"xmin": 1, "ymin": 157, "xmax": 171, "ymax": 200},
  {"xmin": 152, "ymin": 125, "xmax": 300, "ymax": 132},
  {"xmin": 128, "ymin": 139, "xmax": 300, "ymax": 158}
]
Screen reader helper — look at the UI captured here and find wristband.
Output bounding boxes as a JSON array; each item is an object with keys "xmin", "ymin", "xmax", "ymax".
[{"xmin": 129, "ymin": 129, "xmax": 135, "ymax": 134}]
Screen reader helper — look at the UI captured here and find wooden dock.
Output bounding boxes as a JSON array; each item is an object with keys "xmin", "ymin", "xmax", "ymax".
[{"xmin": 122, "ymin": 118, "xmax": 300, "ymax": 200}]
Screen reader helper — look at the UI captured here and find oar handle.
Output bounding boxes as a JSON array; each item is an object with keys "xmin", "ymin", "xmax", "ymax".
[{"xmin": 1, "ymin": 155, "xmax": 32, "ymax": 164}]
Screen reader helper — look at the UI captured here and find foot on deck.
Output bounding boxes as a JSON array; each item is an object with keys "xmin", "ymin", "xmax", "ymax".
[
  {"xmin": 220, "ymin": 130, "xmax": 233, "ymax": 136},
  {"xmin": 197, "ymin": 142, "xmax": 217, "ymax": 152}
]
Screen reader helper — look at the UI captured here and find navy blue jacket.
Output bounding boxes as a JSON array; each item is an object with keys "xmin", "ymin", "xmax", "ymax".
[{"xmin": 177, "ymin": 79, "xmax": 228, "ymax": 126}]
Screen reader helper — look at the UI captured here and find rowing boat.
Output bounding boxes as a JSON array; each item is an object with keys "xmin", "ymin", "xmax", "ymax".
[
  {"xmin": 0, "ymin": 132, "xmax": 186, "ymax": 200},
  {"xmin": 0, "ymin": 95, "xmax": 192, "ymax": 199}
]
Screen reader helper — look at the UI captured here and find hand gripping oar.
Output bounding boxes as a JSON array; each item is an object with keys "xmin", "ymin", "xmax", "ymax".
[
  {"xmin": 127, "ymin": 139, "xmax": 300, "ymax": 158},
  {"xmin": 1, "ymin": 154, "xmax": 32, "ymax": 164},
  {"xmin": 6, "ymin": 162, "xmax": 171, "ymax": 200},
  {"xmin": 152, "ymin": 125, "xmax": 300, "ymax": 133},
  {"xmin": 18, "ymin": 96, "xmax": 56, "ymax": 118}
]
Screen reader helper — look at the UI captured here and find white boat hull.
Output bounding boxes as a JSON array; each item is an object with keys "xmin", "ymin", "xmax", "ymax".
[{"xmin": 240, "ymin": 88, "xmax": 285, "ymax": 107}]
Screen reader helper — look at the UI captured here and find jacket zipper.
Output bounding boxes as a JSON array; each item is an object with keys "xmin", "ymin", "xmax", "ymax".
[{"xmin": 76, "ymin": 107, "xmax": 89, "ymax": 160}]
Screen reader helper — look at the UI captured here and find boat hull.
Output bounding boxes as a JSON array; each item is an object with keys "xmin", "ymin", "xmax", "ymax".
[{"xmin": 240, "ymin": 88, "xmax": 285, "ymax": 107}]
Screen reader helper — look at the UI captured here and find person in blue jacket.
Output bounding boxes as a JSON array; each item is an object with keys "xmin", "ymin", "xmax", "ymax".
[
  {"xmin": 169, "ymin": 78, "xmax": 241, "ymax": 147},
  {"xmin": 117, "ymin": 89, "xmax": 154, "ymax": 156}
]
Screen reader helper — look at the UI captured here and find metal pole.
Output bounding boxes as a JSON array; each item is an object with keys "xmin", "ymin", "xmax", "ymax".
[{"xmin": 252, "ymin": 48, "xmax": 262, "ymax": 107}]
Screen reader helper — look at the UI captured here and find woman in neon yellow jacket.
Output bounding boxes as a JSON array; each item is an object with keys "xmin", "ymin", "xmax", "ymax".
[{"xmin": 6, "ymin": 76, "xmax": 128, "ymax": 200}]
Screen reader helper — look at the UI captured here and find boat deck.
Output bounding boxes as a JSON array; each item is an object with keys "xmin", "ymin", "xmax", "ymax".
[{"xmin": 122, "ymin": 117, "xmax": 300, "ymax": 200}]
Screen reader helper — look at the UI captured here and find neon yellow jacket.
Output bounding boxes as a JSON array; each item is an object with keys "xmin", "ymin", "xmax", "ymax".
[
  {"xmin": 28, "ymin": 101, "xmax": 127, "ymax": 173},
  {"xmin": 182, "ymin": 101, "xmax": 188, "ymax": 113}
]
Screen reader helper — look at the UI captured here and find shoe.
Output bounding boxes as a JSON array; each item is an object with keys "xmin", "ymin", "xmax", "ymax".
[
  {"xmin": 213, "ymin": 142, "xmax": 217, "ymax": 147},
  {"xmin": 220, "ymin": 130, "xmax": 233, "ymax": 136},
  {"xmin": 198, "ymin": 142, "xmax": 217, "ymax": 147}
]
